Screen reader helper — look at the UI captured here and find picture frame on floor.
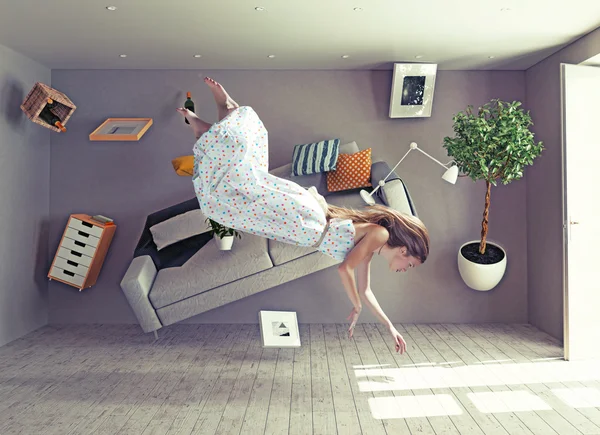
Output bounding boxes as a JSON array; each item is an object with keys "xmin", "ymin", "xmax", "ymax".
[
  {"xmin": 389, "ymin": 63, "xmax": 438, "ymax": 118},
  {"xmin": 258, "ymin": 310, "xmax": 301, "ymax": 348}
]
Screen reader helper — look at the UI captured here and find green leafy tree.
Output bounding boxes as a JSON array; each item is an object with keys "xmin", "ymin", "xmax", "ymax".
[
  {"xmin": 205, "ymin": 218, "xmax": 242, "ymax": 240},
  {"xmin": 443, "ymin": 99, "xmax": 544, "ymax": 255}
]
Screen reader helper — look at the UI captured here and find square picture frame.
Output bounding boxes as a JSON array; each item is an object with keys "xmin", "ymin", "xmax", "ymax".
[
  {"xmin": 89, "ymin": 117, "xmax": 153, "ymax": 141},
  {"xmin": 258, "ymin": 310, "xmax": 301, "ymax": 348},
  {"xmin": 389, "ymin": 63, "xmax": 438, "ymax": 118}
]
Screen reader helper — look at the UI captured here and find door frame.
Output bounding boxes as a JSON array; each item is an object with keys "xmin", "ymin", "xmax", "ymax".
[
  {"xmin": 560, "ymin": 62, "xmax": 570, "ymax": 360},
  {"xmin": 560, "ymin": 61, "xmax": 600, "ymax": 361}
]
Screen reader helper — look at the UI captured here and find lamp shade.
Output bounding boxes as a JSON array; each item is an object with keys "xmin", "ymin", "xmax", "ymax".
[
  {"xmin": 360, "ymin": 189, "xmax": 376, "ymax": 205},
  {"xmin": 442, "ymin": 165, "xmax": 459, "ymax": 184}
]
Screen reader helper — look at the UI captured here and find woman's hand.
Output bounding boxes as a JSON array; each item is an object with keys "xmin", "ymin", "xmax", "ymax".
[
  {"xmin": 347, "ymin": 305, "xmax": 362, "ymax": 338},
  {"xmin": 388, "ymin": 325, "xmax": 407, "ymax": 354}
]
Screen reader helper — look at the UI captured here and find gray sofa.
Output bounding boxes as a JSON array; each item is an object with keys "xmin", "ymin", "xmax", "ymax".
[{"xmin": 120, "ymin": 142, "xmax": 418, "ymax": 337}]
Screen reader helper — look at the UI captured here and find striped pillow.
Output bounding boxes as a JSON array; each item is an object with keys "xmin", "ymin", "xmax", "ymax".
[{"xmin": 291, "ymin": 139, "xmax": 340, "ymax": 176}]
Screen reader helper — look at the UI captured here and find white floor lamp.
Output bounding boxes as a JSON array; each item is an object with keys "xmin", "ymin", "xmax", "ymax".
[{"xmin": 360, "ymin": 142, "xmax": 458, "ymax": 206}]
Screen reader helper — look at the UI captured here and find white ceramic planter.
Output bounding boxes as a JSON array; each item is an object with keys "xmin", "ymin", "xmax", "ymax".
[
  {"xmin": 457, "ymin": 240, "xmax": 507, "ymax": 291},
  {"xmin": 214, "ymin": 234, "xmax": 234, "ymax": 250}
]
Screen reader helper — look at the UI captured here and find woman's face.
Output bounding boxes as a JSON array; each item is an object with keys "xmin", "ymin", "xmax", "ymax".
[{"xmin": 389, "ymin": 246, "xmax": 421, "ymax": 273}]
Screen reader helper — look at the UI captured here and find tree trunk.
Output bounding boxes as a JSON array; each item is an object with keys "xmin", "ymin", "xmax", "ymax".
[{"xmin": 480, "ymin": 180, "xmax": 491, "ymax": 255}]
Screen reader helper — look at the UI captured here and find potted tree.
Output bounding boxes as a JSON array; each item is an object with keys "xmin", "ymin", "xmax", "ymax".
[
  {"xmin": 443, "ymin": 99, "xmax": 543, "ymax": 291},
  {"xmin": 205, "ymin": 218, "xmax": 242, "ymax": 251}
]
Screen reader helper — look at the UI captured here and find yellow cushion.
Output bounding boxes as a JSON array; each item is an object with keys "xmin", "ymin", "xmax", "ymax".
[
  {"xmin": 326, "ymin": 148, "xmax": 372, "ymax": 192},
  {"xmin": 171, "ymin": 155, "xmax": 194, "ymax": 176}
]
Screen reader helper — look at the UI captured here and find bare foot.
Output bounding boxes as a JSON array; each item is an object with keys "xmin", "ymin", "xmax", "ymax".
[
  {"xmin": 176, "ymin": 108, "xmax": 212, "ymax": 138},
  {"xmin": 203, "ymin": 77, "xmax": 240, "ymax": 121}
]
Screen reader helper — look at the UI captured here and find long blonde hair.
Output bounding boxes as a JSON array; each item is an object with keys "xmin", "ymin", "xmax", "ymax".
[{"xmin": 326, "ymin": 203, "xmax": 430, "ymax": 263}]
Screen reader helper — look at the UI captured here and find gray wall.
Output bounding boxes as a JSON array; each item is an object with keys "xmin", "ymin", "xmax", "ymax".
[
  {"xmin": 0, "ymin": 43, "xmax": 50, "ymax": 347},
  {"xmin": 48, "ymin": 69, "xmax": 528, "ymax": 326},
  {"xmin": 525, "ymin": 27, "xmax": 600, "ymax": 342}
]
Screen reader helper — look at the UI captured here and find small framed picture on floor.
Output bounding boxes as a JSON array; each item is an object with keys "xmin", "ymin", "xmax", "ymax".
[{"xmin": 258, "ymin": 310, "xmax": 301, "ymax": 348}]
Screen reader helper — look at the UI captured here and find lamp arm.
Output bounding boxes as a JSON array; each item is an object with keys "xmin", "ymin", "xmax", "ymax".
[
  {"xmin": 383, "ymin": 148, "xmax": 413, "ymax": 181},
  {"xmin": 366, "ymin": 143, "xmax": 457, "ymax": 199},
  {"xmin": 413, "ymin": 146, "xmax": 452, "ymax": 169},
  {"xmin": 368, "ymin": 147, "xmax": 414, "ymax": 197}
]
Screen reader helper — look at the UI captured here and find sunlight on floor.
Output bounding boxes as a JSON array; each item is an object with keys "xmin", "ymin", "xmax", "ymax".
[
  {"xmin": 357, "ymin": 360, "xmax": 600, "ymax": 420},
  {"xmin": 366, "ymin": 385, "xmax": 600, "ymax": 419},
  {"xmin": 552, "ymin": 387, "xmax": 600, "ymax": 408},
  {"xmin": 354, "ymin": 360, "xmax": 600, "ymax": 392},
  {"xmin": 467, "ymin": 390, "xmax": 552, "ymax": 413},
  {"xmin": 369, "ymin": 394, "xmax": 463, "ymax": 419}
]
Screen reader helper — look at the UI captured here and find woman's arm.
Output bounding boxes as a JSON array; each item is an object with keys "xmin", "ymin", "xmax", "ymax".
[
  {"xmin": 337, "ymin": 226, "xmax": 389, "ymax": 310},
  {"xmin": 355, "ymin": 252, "xmax": 408, "ymax": 354},
  {"xmin": 356, "ymin": 256, "xmax": 393, "ymax": 329}
]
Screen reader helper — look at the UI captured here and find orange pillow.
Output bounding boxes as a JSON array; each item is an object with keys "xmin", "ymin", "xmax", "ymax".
[
  {"xmin": 326, "ymin": 148, "xmax": 372, "ymax": 192},
  {"xmin": 171, "ymin": 155, "xmax": 194, "ymax": 176}
]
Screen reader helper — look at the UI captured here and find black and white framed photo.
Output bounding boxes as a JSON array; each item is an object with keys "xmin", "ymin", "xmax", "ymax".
[
  {"xmin": 389, "ymin": 63, "xmax": 438, "ymax": 118},
  {"xmin": 258, "ymin": 310, "xmax": 301, "ymax": 348}
]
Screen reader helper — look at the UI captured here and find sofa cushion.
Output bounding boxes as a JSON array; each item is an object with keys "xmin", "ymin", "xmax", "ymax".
[
  {"xmin": 268, "ymin": 239, "xmax": 318, "ymax": 266},
  {"xmin": 325, "ymin": 187, "xmax": 383, "ymax": 209},
  {"xmin": 149, "ymin": 233, "xmax": 273, "ymax": 309},
  {"xmin": 149, "ymin": 209, "xmax": 211, "ymax": 251},
  {"xmin": 269, "ymin": 162, "xmax": 293, "ymax": 178}
]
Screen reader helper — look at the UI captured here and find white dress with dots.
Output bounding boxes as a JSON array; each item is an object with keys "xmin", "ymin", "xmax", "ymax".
[{"xmin": 192, "ymin": 106, "xmax": 355, "ymax": 261}]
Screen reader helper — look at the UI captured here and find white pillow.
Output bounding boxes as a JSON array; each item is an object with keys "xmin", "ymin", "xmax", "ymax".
[
  {"xmin": 149, "ymin": 209, "xmax": 211, "ymax": 251},
  {"xmin": 339, "ymin": 141, "xmax": 360, "ymax": 154}
]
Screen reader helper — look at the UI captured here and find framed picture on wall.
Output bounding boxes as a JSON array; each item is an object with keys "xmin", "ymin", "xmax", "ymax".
[
  {"xmin": 389, "ymin": 63, "xmax": 438, "ymax": 118},
  {"xmin": 258, "ymin": 310, "xmax": 301, "ymax": 348},
  {"xmin": 89, "ymin": 117, "xmax": 153, "ymax": 141}
]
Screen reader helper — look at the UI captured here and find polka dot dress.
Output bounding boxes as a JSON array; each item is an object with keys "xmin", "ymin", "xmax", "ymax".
[{"xmin": 192, "ymin": 106, "xmax": 356, "ymax": 261}]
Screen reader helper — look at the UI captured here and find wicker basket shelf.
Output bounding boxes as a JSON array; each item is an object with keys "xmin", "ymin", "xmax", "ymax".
[{"xmin": 20, "ymin": 82, "xmax": 76, "ymax": 132}]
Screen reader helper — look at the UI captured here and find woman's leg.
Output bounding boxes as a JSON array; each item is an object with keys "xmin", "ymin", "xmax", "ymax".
[
  {"xmin": 176, "ymin": 108, "xmax": 212, "ymax": 139},
  {"xmin": 203, "ymin": 77, "xmax": 240, "ymax": 121}
]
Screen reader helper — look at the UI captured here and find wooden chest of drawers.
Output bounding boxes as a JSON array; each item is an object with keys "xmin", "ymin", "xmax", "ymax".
[{"xmin": 48, "ymin": 214, "xmax": 117, "ymax": 291}]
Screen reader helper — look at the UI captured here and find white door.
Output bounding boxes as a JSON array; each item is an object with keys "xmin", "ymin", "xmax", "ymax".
[{"xmin": 561, "ymin": 63, "xmax": 600, "ymax": 361}]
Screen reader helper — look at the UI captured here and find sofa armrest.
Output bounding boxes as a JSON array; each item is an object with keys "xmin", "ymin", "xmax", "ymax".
[
  {"xmin": 120, "ymin": 255, "xmax": 162, "ymax": 333},
  {"xmin": 380, "ymin": 179, "xmax": 418, "ymax": 217},
  {"xmin": 370, "ymin": 161, "xmax": 418, "ymax": 217}
]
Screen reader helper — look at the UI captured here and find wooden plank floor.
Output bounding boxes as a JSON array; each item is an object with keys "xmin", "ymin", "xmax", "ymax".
[{"xmin": 0, "ymin": 323, "xmax": 599, "ymax": 435}]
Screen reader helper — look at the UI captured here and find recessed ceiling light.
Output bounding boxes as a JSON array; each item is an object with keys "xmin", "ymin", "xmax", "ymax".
[
  {"xmin": 119, "ymin": 54, "xmax": 127, "ymax": 58},
  {"xmin": 489, "ymin": 55, "xmax": 495, "ymax": 59},
  {"xmin": 193, "ymin": 54, "xmax": 202, "ymax": 58},
  {"xmin": 106, "ymin": 6, "xmax": 117, "ymax": 11},
  {"xmin": 415, "ymin": 55, "xmax": 424, "ymax": 59},
  {"xmin": 341, "ymin": 55, "xmax": 350, "ymax": 59},
  {"xmin": 353, "ymin": 7, "xmax": 363, "ymax": 11},
  {"xmin": 268, "ymin": 54, "xmax": 276, "ymax": 58},
  {"xmin": 255, "ymin": 6, "xmax": 265, "ymax": 11}
]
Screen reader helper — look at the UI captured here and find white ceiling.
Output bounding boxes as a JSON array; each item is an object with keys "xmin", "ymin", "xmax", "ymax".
[{"xmin": 0, "ymin": 0, "xmax": 599, "ymax": 71}]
